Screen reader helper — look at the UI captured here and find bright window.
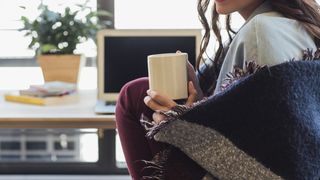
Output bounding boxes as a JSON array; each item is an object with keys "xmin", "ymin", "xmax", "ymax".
[
  {"xmin": 0, "ymin": 0, "xmax": 97, "ymax": 59},
  {"xmin": 114, "ymin": 0, "xmax": 244, "ymax": 30},
  {"xmin": 114, "ymin": 0, "xmax": 245, "ymax": 56},
  {"xmin": 115, "ymin": 0, "xmax": 201, "ymax": 29}
]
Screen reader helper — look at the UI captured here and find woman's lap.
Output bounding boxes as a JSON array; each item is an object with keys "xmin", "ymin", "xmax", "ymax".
[{"xmin": 115, "ymin": 77, "xmax": 166, "ymax": 179}]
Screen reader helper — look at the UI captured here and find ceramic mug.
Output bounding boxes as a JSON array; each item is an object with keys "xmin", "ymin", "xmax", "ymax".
[{"xmin": 147, "ymin": 53, "xmax": 188, "ymax": 100}]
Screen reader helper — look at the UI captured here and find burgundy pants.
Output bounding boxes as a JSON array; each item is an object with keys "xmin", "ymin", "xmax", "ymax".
[{"xmin": 115, "ymin": 77, "xmax": 166, "ymax": 179}]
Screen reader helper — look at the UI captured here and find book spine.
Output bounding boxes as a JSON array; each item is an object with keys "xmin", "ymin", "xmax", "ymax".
[{"xmin": 4, "ymin": 95, "xmax": 45, "ymax": 105}]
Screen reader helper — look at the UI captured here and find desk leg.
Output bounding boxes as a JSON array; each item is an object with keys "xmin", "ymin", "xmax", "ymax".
[{"xmin": 98, "ymin": 129, "xmax": 128, "ymax": 174}]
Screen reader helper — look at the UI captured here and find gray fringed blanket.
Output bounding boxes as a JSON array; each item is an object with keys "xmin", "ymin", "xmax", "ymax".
[{"xmin": 141, "ymin": 51, "xmax": 320, "ymax": 180}]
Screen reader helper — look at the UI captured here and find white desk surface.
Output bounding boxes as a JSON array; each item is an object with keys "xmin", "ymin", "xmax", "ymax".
[
  {"xmin": 0, "ymin": 67, "xmax": 116, "ymax": 129},
  {"xmin": 0, "ymin": 90, "xmax": 116, "ymax": 129}
]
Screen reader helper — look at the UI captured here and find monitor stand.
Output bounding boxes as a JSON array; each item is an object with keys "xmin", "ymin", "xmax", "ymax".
[{"xmin": 94, "ymin": 100, "xmax": 116, "ymax": 114}]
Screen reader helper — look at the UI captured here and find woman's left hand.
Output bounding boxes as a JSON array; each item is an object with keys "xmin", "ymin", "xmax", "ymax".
[{"xmin": 144, "ymin": 81, "xmax": 198, "ymax": 124}]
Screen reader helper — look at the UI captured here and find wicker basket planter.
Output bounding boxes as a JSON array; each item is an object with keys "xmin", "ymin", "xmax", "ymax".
[{"xmin": 37, "ymin": 54, "xmax": 85, "ymax": 84}]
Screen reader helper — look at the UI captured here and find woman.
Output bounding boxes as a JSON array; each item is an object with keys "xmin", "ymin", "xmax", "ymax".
[{"xmin": 116, "ymin": 0, "xmax": 320, "ymax": 179}]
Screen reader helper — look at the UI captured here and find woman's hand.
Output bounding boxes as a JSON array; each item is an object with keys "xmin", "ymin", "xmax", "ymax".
[
  {"xmin": 144, "ymin": 50, "xmax": 203, "ymax": 124},
  {"xmin": 144, "ymin": 81, "xmax": 198, "ymax": 124},
  {"xmin": 187, "ymin": 60, "xmax": 204, "ymax": 100},
  {"xmin": 176, "ymin": 50, "xmax": 204, "ymax": 100}
]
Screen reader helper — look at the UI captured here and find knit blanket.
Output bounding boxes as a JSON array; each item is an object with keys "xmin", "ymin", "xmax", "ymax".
[{"xmin": 141, "ymin": 50, "xmax": 320, "ymax": 180}]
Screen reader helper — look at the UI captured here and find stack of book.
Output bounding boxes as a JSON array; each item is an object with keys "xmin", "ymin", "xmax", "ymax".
[{"xmin": 4, "ymin": 81, "xmax": 79, "ymax": 105}]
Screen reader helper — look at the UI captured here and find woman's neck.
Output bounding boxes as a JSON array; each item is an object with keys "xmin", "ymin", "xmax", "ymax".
[{"xmin": 238, "ymin": 0, "xmax": 265, "ymax": 20}]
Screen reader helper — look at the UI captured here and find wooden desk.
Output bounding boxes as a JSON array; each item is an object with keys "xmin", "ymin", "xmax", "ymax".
[{"xmin": 0, "ymin": 90, "xmax": 116, "ymax": 129}]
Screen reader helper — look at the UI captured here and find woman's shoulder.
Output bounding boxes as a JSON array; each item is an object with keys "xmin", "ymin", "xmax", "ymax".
[
  {"xmin": 235, "ymin": 11, "xmax": 316, "ymax": 64},
  {"xmin": 242, "ymin": 11, "xmax": 307, "ymax": 39},
  {"xmin": 251, "ymin": 11, "xmax": 292, "ymax": 23}
]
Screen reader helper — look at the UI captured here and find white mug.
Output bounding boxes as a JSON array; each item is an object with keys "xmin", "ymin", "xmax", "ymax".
[{"xmin": 147, "ymin": 53, "xmax": 188, "ymax": 100}]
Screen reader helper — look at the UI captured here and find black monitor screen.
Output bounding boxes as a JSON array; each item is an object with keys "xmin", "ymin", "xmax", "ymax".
[{"xmin": 104, "ymin": 36, "xmax": 196, "ymax": 93}]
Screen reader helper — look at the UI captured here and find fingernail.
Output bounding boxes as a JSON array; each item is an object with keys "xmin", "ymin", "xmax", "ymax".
[
  {"xmin": 149, "ymin": 90, "xmax": 155, "ymax": 96},
  {"xmin": 144, "ymin": 96, "xmax": 150, "ymax": 103}
]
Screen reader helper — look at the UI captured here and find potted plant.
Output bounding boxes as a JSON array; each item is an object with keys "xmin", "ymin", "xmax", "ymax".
[{"xmin": 20, "ymin": 3, "xmax": 111, "ymax": 84}]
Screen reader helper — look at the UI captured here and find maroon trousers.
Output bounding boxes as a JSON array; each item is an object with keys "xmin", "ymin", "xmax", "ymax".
[{"xmin": 115, "ymin": 77, "xmax": 166, "ymax": 179}]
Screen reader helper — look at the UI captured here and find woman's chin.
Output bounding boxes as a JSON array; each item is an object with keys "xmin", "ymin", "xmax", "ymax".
[
  {"xmin": 216, "ymin": 9, "xmax": 230, "ymax": 15},
  {"xmin": 216, "ymin": 7, "xmax": 234, "ymax": 15}
]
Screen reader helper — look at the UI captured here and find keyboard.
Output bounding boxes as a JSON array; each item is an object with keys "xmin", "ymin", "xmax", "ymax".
[{"xmin": 105, "ymin": 101, "xmax": 116, "ymax": 106}]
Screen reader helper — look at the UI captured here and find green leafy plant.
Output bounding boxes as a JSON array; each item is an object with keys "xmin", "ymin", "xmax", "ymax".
[{"xmin": 20, "ymin": 3, "xmax": 112, "ymax": 55}]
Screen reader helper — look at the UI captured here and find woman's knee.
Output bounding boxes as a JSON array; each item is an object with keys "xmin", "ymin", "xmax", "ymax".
[
  {"xmin": 118, "ymin": 77, "xmax": 149, "ymax": 101},
  {"xmin": 116, "ymin": 77, "xmax": 150, "ymax": 118}
]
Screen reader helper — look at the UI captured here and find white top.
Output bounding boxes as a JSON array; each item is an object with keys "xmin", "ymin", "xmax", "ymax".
[{"xmin": 213, "ymin": 2, "xmax": 317, "ymax": 94}]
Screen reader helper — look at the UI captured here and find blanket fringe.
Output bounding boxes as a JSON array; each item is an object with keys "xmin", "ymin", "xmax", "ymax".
[
  {"xmin": 140, "ymin": 148, "xmax": 171, "ymax": 180},
  {"xmin": 302, "ymin": 48, "xmax": 320, "ymax": 61},
  {"xmin": 220, "ymin": 61, "xmax": 266, "ymax": 91},
  {"xmin": 140, "ymin": 99, "xmax": 208, "ymax": 138}
]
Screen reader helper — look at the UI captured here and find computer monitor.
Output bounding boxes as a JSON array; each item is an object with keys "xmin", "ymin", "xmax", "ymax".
[{"xmin": 97, "ymin": 29, "xmax": 202, "ymax": 102}]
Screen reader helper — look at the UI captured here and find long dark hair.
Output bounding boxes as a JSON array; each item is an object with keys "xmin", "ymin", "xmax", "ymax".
[{"xmin": 197, "ymin": 0, "xmax": 320, "ymax": 94}]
